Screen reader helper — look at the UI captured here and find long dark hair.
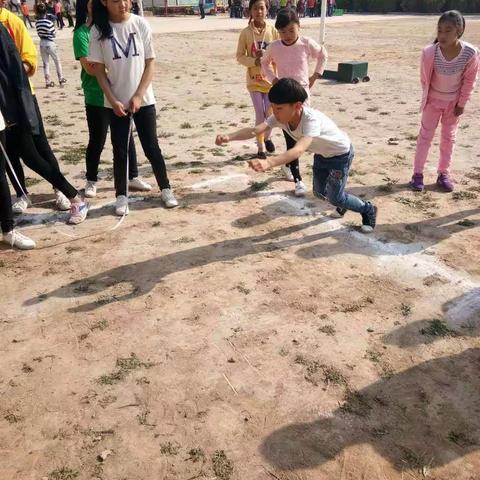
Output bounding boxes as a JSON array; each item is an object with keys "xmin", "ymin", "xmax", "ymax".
[
  {"xmin": 74, "ymin": 0, "xmax": 89, "ymax": 30},
  {"xmin": 275, "ymin": 7, "xmax": 299, "ymax": 30},
  {"xmin": 434, "ymin": 10, "xmax": 465, "ymax": 44},
  {"xmin": 92, "ymin": 0, "xmax": 113, "ymax": 40}
]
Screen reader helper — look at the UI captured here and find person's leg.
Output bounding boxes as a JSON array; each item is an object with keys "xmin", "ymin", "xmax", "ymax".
[
  {"xmin": 250, "ymin": 91, "xmax": 267, "ymax": 152},
  {"xmin": 438, "ymin": 101, "xmax": 459, "ymax": 175},
  {"xmin": 40, "ymin": 44, "xmax": 51, "ymax": 85},
  {"xmin": 413, "ymin": 99, "xmax": 442, "ymax": 175},
  {"xmin": 85, "ymin": 105, "xmax": 109, "ymax": 182},
  {"xmin": 283, "ymin": 130, "xmax": 302, "ymax": 182},
  {"xmin": 5, "ymin": 130, "xmax": 28, "ymax": 198},
  {"xmin": 109, "ymin": 111, "xmax": 131, "ymax": 197},
  {"xmin": 49, "ymin": 43, "xmax": 64, "ymax": 82},
  {"xmin": 127, "ymin": 132, "xmax": 139, "ymax": 180},
  {"xmin": 262, "ymin": 93, "xmax": 272, "ymax": 141},
  {"xmin": 0, "ymin": 132, "xmax": 14, "ymax": 234},
  {"xmin": 133, "ymin": 106, "xmax": 170, "ymax": 190}
]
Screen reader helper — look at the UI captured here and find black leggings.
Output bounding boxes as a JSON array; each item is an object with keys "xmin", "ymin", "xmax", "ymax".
[
  {"xmin": 85, "ymin": 104, "xmax": 138, "ymax": 182},
  {"xmin": 6, "ymin": 96, "xmax": 61, "ymax": 197},
  {"xmin": 6, "ymin": 126, "xmax": 77, "ymax": 199},
  {"xmin": 283, "ymin": 130, "xmax": 302, "ymax": 182},
  {"xmin": 110, "ymin": 105, "xmax": 170, "ymax": 197},
  {"xmin": 0, "ymin": 131, "xmax": 14, "ymax": 233}
]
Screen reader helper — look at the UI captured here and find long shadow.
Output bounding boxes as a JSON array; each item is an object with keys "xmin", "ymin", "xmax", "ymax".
[{"xmin": 260, "ymin": 347, "xmax": 480, "ymax": 472}]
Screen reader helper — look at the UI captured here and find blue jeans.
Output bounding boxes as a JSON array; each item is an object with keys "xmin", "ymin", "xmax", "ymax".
[{"xmin": 312, "ymin": 147, "xmax": 369, "ymax": 214}]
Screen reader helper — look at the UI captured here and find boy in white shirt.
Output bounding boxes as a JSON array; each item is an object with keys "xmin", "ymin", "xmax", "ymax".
[{"xmin": 216, "ymin": 78, "xmax": 377, "ymax": 232}]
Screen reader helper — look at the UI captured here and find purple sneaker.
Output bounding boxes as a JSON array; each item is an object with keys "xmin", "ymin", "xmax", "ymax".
[
  {"xmin": 437, "ymin": 173, "xmax": 454, "ymax": 192},
  {"xmin": 410, "ymin": 173, "xmax": 424, "ymax": 192}
]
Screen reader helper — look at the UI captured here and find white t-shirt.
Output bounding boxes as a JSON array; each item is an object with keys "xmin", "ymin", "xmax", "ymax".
[
  {"xmin": 0, "ymin": 111, "xmax": 4, "ymax": 131},
  {"xmin": 88, "ymin": 14, "xmax": 156, "ymax": 108},
  {"xmin": 266, "ymin": 106, "xmax": 351, "ymax": 158}
]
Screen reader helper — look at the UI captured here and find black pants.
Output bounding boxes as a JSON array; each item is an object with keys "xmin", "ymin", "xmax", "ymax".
[
  {"xmin": 56, "ymin": 13, "xmax": 64, "ymax": 29},
  {"xmin": 6, "ymin": 96, "xmax": 60, "ymax": 197},
  {"xmin": 23, "ymin": 14, "xmax": 33, "ymax": 27},
  {"xmin": 0, "ymin": 131, "xmax": 14, "ymax": 233},
  {"xmin": 109, "ymin": 105, "xmax": 170, "ymax": 197},
  {"xmin": 283, "ymin": 130, "xmax": 302, "ymax": 182},
  {"xmin": 199, "ymin": 4, "xmax": 205, "ymax": 18},
  {"xmin": 85, "ymin": 105, "xmax": 138, "ymax": 182},
  {"xmin": 65, "ymin": 12, "xmax": 74, "ymax": 27}
]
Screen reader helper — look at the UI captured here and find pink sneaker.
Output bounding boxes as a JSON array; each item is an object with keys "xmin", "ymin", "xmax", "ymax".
[
  {"xmin": 67, "ymin": 200, "xmax": 89, "ymax": 225},
  {"xmin": 437, "ymin": 173, "xmax": 454, "ymax": 192}
]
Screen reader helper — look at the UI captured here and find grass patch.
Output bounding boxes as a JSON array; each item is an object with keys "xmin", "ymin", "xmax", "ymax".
[
  {"xmin": 158, "ymin": 131, "xmax": 174, "ymax": 138},
  {"xmin": 420, "ymin": 319, "xmax": 457, "ymax": 337},
  {"xmin": 457, "ymin": 219, "xmax": 475, "ymax": 227},
  {"xmin": 294, "ymin": 356, "xmax": 347, "ymax": 386},
  {"xmin": 48, "ymin": 468, "xmax": 79, "ymax": 480},
  {"xmin": 97, "ymin": 353, "xmax": 153, "ymax": 385},
  {"xmin": 395, "ymin": 192, "xmax": 437, "ymax": 212},
  {"xmin": 187, "ymin": 447, "xmax": 205, "ymax": 462},
  {"xmin": 249, "ymin": 181, "xmax": 271, "ymax": 192},
  {"xmin": 90, "ymin": 320, "xmax": 108, "ymax": 332},
  {"xmin": 25, "ymin": 177, "xmax": 43, "ymax": 187},
  {"xmin": 180, "ymin": 122, "xmax": 193, "ymax": 129},
  {"xmin": 172, "ymin": 236, "xmax": 195, "ymax": 244},
  {"xmin": 452, "ymin": 191, "xmax": 478, "ymax": 201},
  {"xmin": 340, "ymin": 389, "xmax": 372, "ymax": 417},
  {"xmin": 211, "ymin": 450, "xmax": 233, "ymax": 480},
  {"xmin": 318, "ymin": 325, "xmax": 336, "ymax": 336},
  {"xmin": 224, "ymin": 102, "xmax": 235, "ymax": 108},
  {"xmin": 400, "ymin": 303, "xmax": 412, "ymax": 316},
  {"xmin": 60, "ymin": 146, "xmax": 87, "ymax": 165},
  {"xmin": 160, "ymin": 441, "xmax": 180, "ymax": 455}
]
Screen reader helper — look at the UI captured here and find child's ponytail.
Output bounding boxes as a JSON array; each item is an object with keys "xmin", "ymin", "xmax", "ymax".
[{"xmin": 92, "ymin": 0, "xmax": 112, "ymax": 40}]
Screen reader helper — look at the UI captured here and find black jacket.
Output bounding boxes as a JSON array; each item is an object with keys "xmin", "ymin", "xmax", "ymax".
[{"xmin": 0, "ymin": 22, "xmax": 39, "ymax": 135}]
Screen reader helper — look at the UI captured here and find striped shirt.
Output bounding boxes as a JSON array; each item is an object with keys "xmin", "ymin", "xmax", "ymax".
[
  {"xmin": 430, "ymin": 42, "xmax": 477, "ymax": 101},
  {"xmin": 35, "ymin": 17, "xmax": 56, "ymax": 41}
]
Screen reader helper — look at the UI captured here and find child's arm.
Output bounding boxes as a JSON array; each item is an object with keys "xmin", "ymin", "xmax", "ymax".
[
  {"xmin": 129, "ymin": 58, "xmax": 154, "ymax": 113},
  {"xmin": 216, "ymin": 122, "xmax": 270, "ymax": 144},
  {"xmin": 456, "ymin": 51, "xmax": 480, "ymax": 116},
  {"xmin": 236, "ymin": 30, "xmax": 257, "ymax": 68},
  {"xmin": 249, "ymin": 136, "xmax": 313, "ymax": 172},
  {"xmin": 261, "ymin": 46, "xmax": 278, "ymax": 84},
  {"xmin": 91, "ymin": 63, "xmax": 127, "ymax": 117},
  {"xmin": 307, "ymin": 39, "xmax": 327, "ymax": 88},
  {"xmin": 79, "ymin": 57, "xmax": 97, "ymax": 76}
]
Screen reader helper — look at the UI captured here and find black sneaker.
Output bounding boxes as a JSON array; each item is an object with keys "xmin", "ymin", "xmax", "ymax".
[
  {"xmin": 256, "ymin": 151, "xmax": 267, "ymax": 160},
  {"xmin": 361, "ymin": 202, "xmax": 377, "ymax": 233},
  {"xmin": 336, "ymin": 207, "xmax": 347, "ymax": 217},
  {"xmin": 265, "ymin": 139, "xmax": 275, "ymax": 153}
]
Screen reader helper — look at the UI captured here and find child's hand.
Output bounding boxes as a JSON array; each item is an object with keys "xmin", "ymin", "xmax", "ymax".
[
  {"xmin": 255, "ymin": 58, "xmax": 261, "ymax": 67},
  {"xmin": 129, "ymin": 94, "xmax": 142, "ymax": 114},
  {"xmin": 309, "ymin": 73, "xmax": 319, "ymax": 88},
  {"xmin": 112, "ymin": 101, "xmax": 127, "ymax": 117},
  {"xmin": 248, "ymin": 159, "xmax": 270, "ymax": 172},
  {"xmin": 255, "ymin": 50, "xmax": 264, "ymax": 58},
  {"xmin": 454, "ymin": 105, "xmax": 464, "ymax": 116},
  {"xmin": 215, "ymin": 134, "xmax": 230, "ymax": 145}
]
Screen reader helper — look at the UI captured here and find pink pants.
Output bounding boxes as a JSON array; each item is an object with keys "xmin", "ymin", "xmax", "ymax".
[
  {"xmin": 413, "ymin": 97, "xmax": 459, "ymax": 175},
  {"xmin": 250, "ymin": 91, "xmax": 272, "ymax": 148}
]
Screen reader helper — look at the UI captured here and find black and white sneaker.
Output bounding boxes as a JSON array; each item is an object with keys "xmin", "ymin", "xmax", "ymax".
[
  {"xmin": 335, "ymin": 207, "xmax": 347, "ymax": 217},
  {"xmin": 361, "ymin": 202, "xmax": 377, "ymax": 233}
]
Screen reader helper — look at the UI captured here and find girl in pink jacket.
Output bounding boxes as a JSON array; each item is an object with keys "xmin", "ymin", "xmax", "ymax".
[{"xmin": 411, "ymin": 10, "xmax": 479, "ymax": 192}]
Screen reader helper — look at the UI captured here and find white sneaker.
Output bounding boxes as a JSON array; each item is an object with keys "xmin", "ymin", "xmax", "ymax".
[
  {"xmin": 84, "ymin": 180, "xmax": 97, "ymax": 198},
  {"xmin": 55, "ymin": 190, "xmax": 71, "ymax": 211},
  {"xmin": 115, "ymin": 195, "xmax": 129, "ymax": 216},
  {"xmin": 161, "ymin": 188, "xmax": 178, "ymax": 208},
  {"xmin": 67, "ymin": 200, "xmax": 89, "ymax": 225},
  {"xmin": 281, "ymin": 165, "xmax": 294, "ymax": 182},
  {"xmin": 129, "ymin": 177, "xmax": 152, "ymax": 192},
  {"xmin": 295, "ymin": 180, "xmax": 306, "ymax": 197},
  {"xmin": 12, "ymin": 195, "xmax": 29, "ymax": 214},
  {"xmin": 2, "ymin": 230, "xmax": 36, "ymax": 250}
]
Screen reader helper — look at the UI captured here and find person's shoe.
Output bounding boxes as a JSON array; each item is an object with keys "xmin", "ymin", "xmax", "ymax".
[
  {"xmin": 361, "ymin": 202, "xmax": 377, "ymax": 233},
  {"xmin": 331, "ymin": 207, "xmax": 347, "ymax": 218},
  {"xmin": 55, "ymin": 190, "xmax": 71, "ymax": 211},
  {"xmin": 281, "ymin": 165, "xmax": 294, "ymax": 182},
  {"xmin": 256, "ymin": 151, "xmax": 267, "ymax": 160},
  {"xmin": 115, "ymin": 195, "xmax": 129, "ymax": 216},
  {"xmin": 129, "ymin": 177, "xmax": 152, "ymax": 192},
  {"xmin": 46, "ymin": 81, "xmax": 55, "ymax": 88},
  {"xmin": 161, "ymin": 188, "xmax": 178, "ymax": 208},
  {"xmin": 12, "ymin": 195, "xmax": 29, "ymax": 214},
  {"xmin": 294, "ymin": 180, "xmax": 306, "ymax": 197},
  {"xmin": 409, "ymin": 173, "xmax": 424, "ymax": 192},
  {"xmin": 2, "ymin": 230, "xmax": 36, "ymax": 250},
  {"xmin": 67, "ymin": 200, "xmax": 89, "ymax": 225},
  {"xmin": 265, "ymin": 139, "xmax": 275, "ymax": 153},
  {"xmin": 436, "ymin": 173, "xmax": 454, "ymax": 192},
  {"xmin": 59, "ymin": 78, "xmax": 67, "ymax": 85},
  {"xmin": 84, "ymin": 180, "xmax": 97, "ymax": 198}
]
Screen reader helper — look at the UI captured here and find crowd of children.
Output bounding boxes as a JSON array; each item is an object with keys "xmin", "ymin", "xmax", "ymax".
[{"xmin": 0, "ymin": 3, "xmax": 478, "ymax": 249}]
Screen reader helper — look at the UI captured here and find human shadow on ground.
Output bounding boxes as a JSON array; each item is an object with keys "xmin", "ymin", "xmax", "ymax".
[{"xmin": 260, "ymin": 326, "xmax": 480, "ymax": 473}]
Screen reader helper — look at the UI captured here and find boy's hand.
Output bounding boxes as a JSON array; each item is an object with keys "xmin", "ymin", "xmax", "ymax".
[
  {"xmin": 215, "ymin": 134, "xmax": 230, "ymax": 145},
  {"xmin": 454, "ymin": 105, "xmax": 464, "ymax": 116},
  {"xmin": 309, "ymin": 73, "xmax": 320, "ymax": 88},
  {"xmin": 248, "ymin": 159, "xmax": 270, "ymax": 172},
  {"xmin": 129, "ymin": 94, "xmax": 142, "ymax": 114},
  {"xmin": 112, "ymin": 100, "xmax": 127, "ymax": 117}
]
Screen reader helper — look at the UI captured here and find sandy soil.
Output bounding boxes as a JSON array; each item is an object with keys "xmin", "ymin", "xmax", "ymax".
[{"xmin": 1, "ymin": 13, "xmax": 480, "ymax": 480}]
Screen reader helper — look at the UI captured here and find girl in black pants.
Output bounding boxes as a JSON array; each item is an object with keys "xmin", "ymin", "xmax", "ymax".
[{"xmin": 89, "ymin": 0, "xmax": 177, "ymax": 216}]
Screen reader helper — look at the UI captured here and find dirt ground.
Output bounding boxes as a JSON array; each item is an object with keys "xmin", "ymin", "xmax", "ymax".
[{"xmin": 1, "ymin": 13, "xmax": 480, "ymax": 480}]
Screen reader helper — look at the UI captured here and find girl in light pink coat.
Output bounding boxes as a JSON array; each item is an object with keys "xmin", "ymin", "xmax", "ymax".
[{"xmin": 411, "ymin": 10, "xmax": 479, "ymax": 192}]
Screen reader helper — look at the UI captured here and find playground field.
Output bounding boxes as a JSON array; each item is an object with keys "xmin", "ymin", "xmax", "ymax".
[{"xmin": 1, "ymin": 14, "xmax": 479, "ymax": 480}]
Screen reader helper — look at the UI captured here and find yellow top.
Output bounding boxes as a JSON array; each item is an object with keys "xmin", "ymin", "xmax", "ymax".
[
  {"xmin": 236, "ymin": 23, "xmax": 279, "ymax": 93},
  {"xmin": 0, "ymin": 8, "xmax": 37, "ymax": 91}
]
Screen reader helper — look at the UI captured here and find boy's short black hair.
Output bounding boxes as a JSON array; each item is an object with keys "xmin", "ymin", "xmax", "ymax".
[
  {"xmin": 268, "ymin": 78, "xmax": 308, "ymax": 104},
  {"xmin": 36, "ymin": 2, "xmax": 47, "ymax": 14},
  {"xmin": 275, "ymin": 7, "xmax": 300, "ymax": 30}
]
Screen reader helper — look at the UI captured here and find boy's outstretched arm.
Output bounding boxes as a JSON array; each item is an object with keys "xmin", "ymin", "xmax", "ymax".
[
  {"xmin": 249, "ymin": 136, "xmax": 312, "ymax": 172},
  {"xmin": 215, "ymin": 122, "xmax": 270, "ymax": 145}
]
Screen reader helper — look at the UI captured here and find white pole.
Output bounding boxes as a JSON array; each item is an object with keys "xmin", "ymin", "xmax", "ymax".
[{"xmin": 319, "ymin": 0, "xmax": 327, "ymax": 45}]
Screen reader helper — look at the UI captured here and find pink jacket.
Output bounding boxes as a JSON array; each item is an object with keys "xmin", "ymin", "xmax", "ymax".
[{"xmin": 420, "ymin": 41, "xmax": 479, "ymax": 111}]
